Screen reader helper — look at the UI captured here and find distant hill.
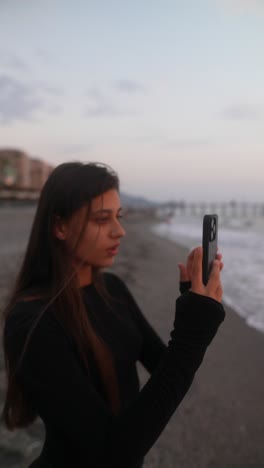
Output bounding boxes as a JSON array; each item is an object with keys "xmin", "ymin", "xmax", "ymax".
[{"xmin": 120, "ymin": 192, "xmax": 157, "ymax": 209}]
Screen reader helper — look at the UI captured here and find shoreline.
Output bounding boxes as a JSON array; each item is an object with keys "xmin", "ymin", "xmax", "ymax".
[
  {"xmin": 152, "ymin": 215, "xmax": 264, "ymax": 338},
  {"xmin": 152, "ymin": 224, "xmax": 264, "ymax": 334}
]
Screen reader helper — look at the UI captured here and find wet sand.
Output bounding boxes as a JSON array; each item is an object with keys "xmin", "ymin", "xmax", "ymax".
[{"xmin": 0, "ymin": 206, "xmax": 264, "ymax": 467}]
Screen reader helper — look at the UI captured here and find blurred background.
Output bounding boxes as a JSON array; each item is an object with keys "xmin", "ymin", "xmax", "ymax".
[{"xmin": 0, "ymin": 1, "xmax": 264, "ymax": 467}]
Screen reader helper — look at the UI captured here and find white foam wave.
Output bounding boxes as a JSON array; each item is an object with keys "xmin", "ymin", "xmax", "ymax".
[{"xmin": 153, "ymin": 215, "xmax": 264, "ymax": 335}]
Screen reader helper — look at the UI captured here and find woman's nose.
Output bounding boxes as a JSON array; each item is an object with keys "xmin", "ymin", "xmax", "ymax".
[{"xmin": 110, "ymin": 220, "xmax": 126, "ymax": 238}]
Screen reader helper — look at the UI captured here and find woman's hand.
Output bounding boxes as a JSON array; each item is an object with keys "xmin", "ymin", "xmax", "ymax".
[
  {"xmin": 178, "ymin": 251, "xmax": 194, "ymax": 282},
  {"xmin": 178, "ymin": 246, "xmax": 224, "ymax": 302}
]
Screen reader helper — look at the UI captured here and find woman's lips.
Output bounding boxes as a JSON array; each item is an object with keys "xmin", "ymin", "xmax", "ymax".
[{"xmin": 106, "ymin": 244, "xmax": 120, "ymax": 256}]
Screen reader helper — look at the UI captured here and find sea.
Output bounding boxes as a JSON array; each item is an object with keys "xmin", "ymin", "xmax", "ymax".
[{"xmin": 153, "ymin": 213, "xmax": 264, "ymax": 335}]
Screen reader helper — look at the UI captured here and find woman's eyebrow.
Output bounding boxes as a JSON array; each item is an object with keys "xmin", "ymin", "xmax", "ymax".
[{"xmin": 92, "ymin": 207, "xmax": 122, "ymax": 215}]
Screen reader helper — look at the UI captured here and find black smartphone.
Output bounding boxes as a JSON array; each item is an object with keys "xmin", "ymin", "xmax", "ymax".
[{"xmin": 202, "ymin": 214, "xmax": 218, "ymax": 285}]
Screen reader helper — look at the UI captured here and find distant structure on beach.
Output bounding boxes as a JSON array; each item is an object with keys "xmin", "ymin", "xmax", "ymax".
[
  {"xmin": 122, "ymin": 198, "xmax": 264, "ymax": 221},
  {"xmin": 0, "ymin": 148, "xmax": 54, "ymax": 200},
  {"xmin": 156, "ymin": 200, "xmax": 264, "ymax": 219}
]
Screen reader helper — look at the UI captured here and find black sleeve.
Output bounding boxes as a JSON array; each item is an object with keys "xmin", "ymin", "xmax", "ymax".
[
  {"xmin": 105, "ymin": 273, "xmax": 166, "ymax": 373},
  {"xmin": 130, "ymin": 303, "xmax": 167, "ymax": 373},
  {"xmin": 179, "ymin": 281, "xmax": 191, "ymax": 294},
  {"xmin": 5, "ymin": 292, "xmax": 225, "ymax": 468}
]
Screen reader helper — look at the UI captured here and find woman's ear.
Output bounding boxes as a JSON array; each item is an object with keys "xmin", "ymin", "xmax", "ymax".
[{"xmin": 53, "ymin": 217, "xmax": 68, "ymax": 240}]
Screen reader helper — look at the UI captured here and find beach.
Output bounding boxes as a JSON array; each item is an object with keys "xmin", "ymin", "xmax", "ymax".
[{"xmin": 0, "ymin": 206, "xmax": 264, "ymax": 467}]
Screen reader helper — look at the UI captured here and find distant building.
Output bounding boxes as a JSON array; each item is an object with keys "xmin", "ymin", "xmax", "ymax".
[
  {"xmin": 30, "ymin": 158, "xmax": 53, "ymax": 190},
  {"xmin": 0, "ymin": 149, "xmax": 31, "ymax": 188},
  {"xmin": 0, "ymin": 148, "xmax": 54, "ymax": 191}
]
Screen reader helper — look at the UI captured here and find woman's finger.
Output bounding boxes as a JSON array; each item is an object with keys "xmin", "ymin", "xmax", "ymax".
[
  {"xmin": 178, "ymin": 263, "xmax": 189, "ymax": 282},
  {"xmin": 207, "ymin": 259, "xmax": 221, "ymax": 291},
  {"xmin": 215, "ymin": 282, "xmax": 223, "ymax": 302},
  {"xmin": 186, "ymin": 252, "xmax": 194, "ymax": 279},
  {"xmin": 186, "ymin": 248, "xmax": 195, "ymax": 263},
  {"xmin": 190, "ymin": 246, "xmax": 203, "ymax": 289}
]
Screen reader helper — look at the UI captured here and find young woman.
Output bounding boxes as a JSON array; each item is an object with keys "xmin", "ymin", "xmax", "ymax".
[{"xmin": 2, "ymin": 162, "xmax": 225, "ymax": 468}]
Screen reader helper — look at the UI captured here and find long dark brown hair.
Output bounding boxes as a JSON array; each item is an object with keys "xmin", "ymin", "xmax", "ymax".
[{"xmin": 2, "ymin": 161, "xmax": 121, "ymax": 429}]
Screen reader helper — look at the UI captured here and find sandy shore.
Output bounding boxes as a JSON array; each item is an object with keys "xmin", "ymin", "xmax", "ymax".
[
  {"xmin": 113, "ymin": 218, "xmax": 264, "ymax": 468},
  {"xmin": 1, "ymin": 207, "xmax": 264, "ymax": 467}
]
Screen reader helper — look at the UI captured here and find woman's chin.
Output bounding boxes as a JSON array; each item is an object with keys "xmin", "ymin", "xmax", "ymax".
[{"xmin": 94, "ymin": 258, "xmax": 115, "ymax": 269}]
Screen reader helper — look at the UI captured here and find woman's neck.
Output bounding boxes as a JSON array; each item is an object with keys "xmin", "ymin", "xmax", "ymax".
[{"xmin": 77, "ymin": 265, "xmax": 93, "ymax": 288}]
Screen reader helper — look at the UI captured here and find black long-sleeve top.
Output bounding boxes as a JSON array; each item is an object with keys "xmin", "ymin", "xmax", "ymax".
[{"xmin": 4, "ymin": 273, "xmax": 225, "ymax": 468}]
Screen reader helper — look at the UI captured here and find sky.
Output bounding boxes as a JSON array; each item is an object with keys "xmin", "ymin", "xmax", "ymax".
[{"xmin": 0, "ymin": 0, "xmax": 263, "ymax": 202}]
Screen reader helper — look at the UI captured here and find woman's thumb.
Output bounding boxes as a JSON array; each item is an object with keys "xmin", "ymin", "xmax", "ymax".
[{"xmin": 178, "ymin": 263, "xmax": 188, "ymax": 281}]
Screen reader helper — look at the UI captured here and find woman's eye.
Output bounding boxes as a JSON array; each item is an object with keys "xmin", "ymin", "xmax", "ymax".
[
  {"xmin": 96, "ymin": 217, "xmax": 109, "ymax": 223},
  {"xmin": 94, "ymin": 214, "xmax": 123, "ymax": 224}
]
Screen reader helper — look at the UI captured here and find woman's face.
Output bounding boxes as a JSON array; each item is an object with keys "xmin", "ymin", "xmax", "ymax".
[{"xmin": 68, "ymin": 189, "xmax": 126, "ymax": 270}]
